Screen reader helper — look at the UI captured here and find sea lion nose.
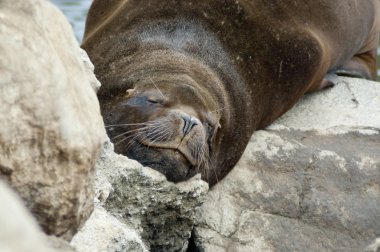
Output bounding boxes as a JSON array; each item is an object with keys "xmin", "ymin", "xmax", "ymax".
[{"xmin": 182, "ymin": 114, "xmax": 198, "ymax": 136}]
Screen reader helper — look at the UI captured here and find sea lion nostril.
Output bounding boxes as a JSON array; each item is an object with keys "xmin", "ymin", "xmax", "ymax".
[{"xmin": 182, "ymin": 115, "xmax": 198, "ymax": 136}]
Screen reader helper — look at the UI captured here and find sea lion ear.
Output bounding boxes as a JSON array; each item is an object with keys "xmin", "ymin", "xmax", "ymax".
[
  {"xmin": 217, "ymin": 123, "xmax": 221, "ymax": 129},
  {"xmin": 125, "ymin": 88, "xmax": 135, "ymax": 97}
]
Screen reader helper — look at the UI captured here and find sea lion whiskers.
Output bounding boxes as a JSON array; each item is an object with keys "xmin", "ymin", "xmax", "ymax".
[
  {"xmin": 278, "ymin": 60, "xmax": 284, "ymax": 82},
  {"xmin": 115, "ymin": 117, "xmax": 174, "ymax": 149},
  {"xmin": 117, "ymin": 126, "xmax": 164, "ymax": 152},
  {"xmin": 144, "ymin": 125, "xmax": 172, "ymax": 146},
  {"xmin": 194, "ymin": 144, "xmax": 204, "ymax": 175},
  {"xmin": 210, "ymin": 105, "xmax": 229, "ymax": 114},
  {"xmin": 194, "ymin": 140, "xmax": 210, "ymax": 179},
  {"xmin": 105, "ymin": 120, "xmax": 162, "ymax": 128},
  {"xmin": 111, "ymin": 124, "xmax": 158, "ymax": 140},
  {"xmin": 199, "ymin": 144, "xmax": 208, "ymax": 177},
  {"xmin": 203, "ymin": 145, "xmax": 218, "ymax": 184},
  {"xmin": 148, "ymin": 123, "xmax": 177, "ymax": 148},
  {"xmin": 148, "ymin": 76, "xmax": 166, "ymax": 100},
  {"xmin": 110, "ymin": 120, "xmax": 165, "ymax": 142},
  {"xmin": 114, "ymin": 128, "xmax": 151, "ymax": 146},
  {"xmin": 145, "ymin": 130, "xmax": 172, "ymax": 149},
  {"xmin": 143, "ymin": 117, "xmax": 176, "ymax": 140},
  {"xmin": 112, "ymin": 122, "xmax": 160, "ymax": 144}
]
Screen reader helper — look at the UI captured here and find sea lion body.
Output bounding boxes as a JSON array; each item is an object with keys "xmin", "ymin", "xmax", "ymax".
[{"xmin": 82, "ymin": 0, "xmax": 380, "ymax": 186}]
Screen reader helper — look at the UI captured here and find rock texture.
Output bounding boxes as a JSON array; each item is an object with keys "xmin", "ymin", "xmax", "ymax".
[
  {"xmin": 0, "ymin": 180, "xmax": 74, "ymax": 252},
  {"xmin": 71, "ymin": 140, "xmax": 209, "ymax": 251},
  {"xmin": 0, "ymin": 0, "xmax": 105, "ymax": 238},
  {"xmin": 71, "ymin": 207, "xmax": 148, "ymax": 252},
  {"xmin": 366, "ymin": 238, "xmax": 380, "ymax": 252},
  {"xmin": 193, "ymin": 77, "xmax": 380, "ymax": 251}
]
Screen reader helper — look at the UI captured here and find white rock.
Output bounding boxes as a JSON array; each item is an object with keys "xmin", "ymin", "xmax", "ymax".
[
  {"xmin": 365, "ymin": 238, "xmax": 380, "ymax": 252},
  {"xmin": 269, "ymin": 77, "xmax": 380, "ymax": 132},
  {"xmin": 0, "ymin": 0, "xmax": 105, "ymax": 238},
  {"xmin": 0, "ymin": 180, "xmax": 74, "ymax": 252},
  {"xmin": 71, "ymin": 207, "xmax": 148, "ymax": 252}
]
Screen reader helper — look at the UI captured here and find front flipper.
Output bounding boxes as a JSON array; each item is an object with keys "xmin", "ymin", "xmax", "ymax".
[
  {"xmin": 335, "ymin": 50, "xmax": 378, "ymax": 80},
  {"xmin": 307, "ymin": 73, "xmax": 338, "ymax": 92},
  {"xmin": 322, "ymin": 72, "xmax": 339, "ymax": 88}
]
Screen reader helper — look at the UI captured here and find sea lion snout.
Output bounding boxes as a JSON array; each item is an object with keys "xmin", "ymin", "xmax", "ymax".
[{"xmin": 181, "ymin": 114, "xmax": 199, "ymax": 136}]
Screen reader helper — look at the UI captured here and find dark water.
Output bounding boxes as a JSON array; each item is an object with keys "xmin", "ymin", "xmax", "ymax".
[{"xmin": 51, "ymin": 0, "xmax": 380, "ymax": 79}]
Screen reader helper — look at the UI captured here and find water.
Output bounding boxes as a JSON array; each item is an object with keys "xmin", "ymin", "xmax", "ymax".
[
  {"xmin": 50, "ymin": 0, "xmax": 91, "ymax": 42},
  {"xmin": 51, "ymin": 0, "xmax": 380, "ymax": 79}
]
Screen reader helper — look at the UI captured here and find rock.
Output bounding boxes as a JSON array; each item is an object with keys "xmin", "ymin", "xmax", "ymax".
[
  {"xmin": 0, "ymin": 180, "xmax": 74, "ymax": 252},
  {"xmin": 71, "ymin": 207, "xmax": 148, "ymax": 252},
  {"xmin": 366, "ymin": 238, "xmax": 380, "ymax": 252},
  {"xmin": 0, "ymin": 0, "xmax": 105, "ymax": 239},
  {"xmin": 80, "ymin": 48, "xmax": 101, "ymax": 92},
  {"xmin": 193, "ymin": 77, "xmax": 380, "ymax": 251},
  {"xmin": 72, "ymin": 139, "xmax": 209, "ymax": 251},
  {"xmin": 45, "ymin": 236, "xmax": 75, "ymax": 252}
]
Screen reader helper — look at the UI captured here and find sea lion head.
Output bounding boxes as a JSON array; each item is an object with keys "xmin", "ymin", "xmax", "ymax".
[{"xmin": 104, "ymin": 73, "xmax": 223, "ymax": 182}]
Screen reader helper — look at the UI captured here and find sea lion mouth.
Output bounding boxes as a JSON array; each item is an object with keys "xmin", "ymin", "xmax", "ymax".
[
  {"xmin": 123, "ymin": 140, "xmax": 197, "ymax": 182},
  {"xmin": 139, "ymin": 146, "xmax": 196, "ymax": 182},
  {"xmin": 139, "ymin": 141, "xmax": 197, "ymax": 167}
]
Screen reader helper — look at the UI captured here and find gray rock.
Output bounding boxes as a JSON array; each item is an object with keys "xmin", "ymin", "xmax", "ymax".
[
  {"xmin": 194, "ymin": 77, "xmax": 380, "ymax": 251},
  {"xmin": 72, "ymin": 140, "xmax": 209, "ymax": 251},
  {"xmin": 0, "ymin": 180, "xmax": 74, "ymax": 252},
  {"xmin": 0, "ymin": 0, "xmax": 105, "ymax": 239}
]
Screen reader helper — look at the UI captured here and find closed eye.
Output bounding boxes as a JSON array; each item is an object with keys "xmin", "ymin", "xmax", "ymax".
[
  {"xmin": 124, "ymin": 96, "xmax": 147, "ymax": 106},
  {"xmin": 147, "ymin": 97, "xmax": 165, "ymax": 105},
  {"xmin": 124, "ymin": 96, "xmax": 163, "ymax": 107},
  {"xmin": 147, "ymin": 98, "xmax": 159, "ymax": 104}
]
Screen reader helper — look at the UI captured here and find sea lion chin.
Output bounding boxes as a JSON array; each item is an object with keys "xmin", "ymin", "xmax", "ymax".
[
  {"xmin": 127, "ymin": 143, "xmax": 197, "ymax": 182},
  {"xmin": 82, "ymin": 0, "xmax": 380, "ymax": 186}
]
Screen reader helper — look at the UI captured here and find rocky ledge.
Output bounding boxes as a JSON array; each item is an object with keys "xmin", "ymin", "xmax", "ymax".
[{"xmin": 193, "ymin": 77, "xmax": 380, "ymax": 251}]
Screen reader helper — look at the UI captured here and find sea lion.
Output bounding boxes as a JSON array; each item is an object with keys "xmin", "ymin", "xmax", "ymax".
[{"xmin": 82, "ymin": 0, "xmax": 380, "ymax": 186}]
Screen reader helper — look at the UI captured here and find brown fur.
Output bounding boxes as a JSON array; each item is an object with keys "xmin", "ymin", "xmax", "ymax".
[{"xmin": 82, "ymin": 0, "xmax": 380, "ymax": 186}]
